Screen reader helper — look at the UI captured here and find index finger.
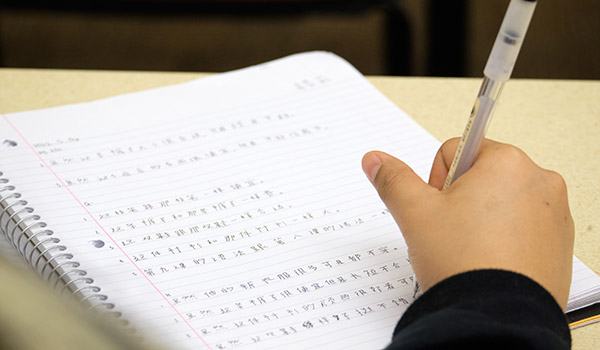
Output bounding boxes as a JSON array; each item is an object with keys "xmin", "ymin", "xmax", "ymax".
[
  {"xmin": 428, "ymin": 138, "xmax": 460, "ymax": 189},
  {"xmin": 429, "ymin": 138, "xmax": 503, "ymax": 189}
]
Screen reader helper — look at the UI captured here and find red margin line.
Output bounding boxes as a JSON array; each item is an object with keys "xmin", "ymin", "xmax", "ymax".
[{"xmin": 3, "ymin": 115, "xmax": 212, "ymax": 350}]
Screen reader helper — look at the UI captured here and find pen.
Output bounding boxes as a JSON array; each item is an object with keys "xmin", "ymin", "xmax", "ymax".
[
  {"xmin": 443, "ymin": 0, "xmax": 537, "ymax": 189},
  {"xmin": 413, "ymin": 0, "xmax": 537, "ymax": 298}
]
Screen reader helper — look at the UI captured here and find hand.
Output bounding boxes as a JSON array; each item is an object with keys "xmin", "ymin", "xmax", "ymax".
[{"xmin": 362, "ymin": 138, "xmax": 574, "ymax": 309}]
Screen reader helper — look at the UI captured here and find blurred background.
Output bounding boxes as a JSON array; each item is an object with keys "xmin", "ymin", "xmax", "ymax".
[{"xmin": 0, "ymin": 0, "xmax": 598, "ymax": 78}]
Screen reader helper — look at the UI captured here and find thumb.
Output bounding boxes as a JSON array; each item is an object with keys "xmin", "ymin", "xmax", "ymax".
[{"xmin": 362, "ymin": 151, "xmax": 433, "ymax": 218}]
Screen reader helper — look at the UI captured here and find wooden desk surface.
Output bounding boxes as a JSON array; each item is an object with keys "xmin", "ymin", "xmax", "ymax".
[{"xmin": 1, "ymin": 68, "xmax": 599, "ymax": 349}]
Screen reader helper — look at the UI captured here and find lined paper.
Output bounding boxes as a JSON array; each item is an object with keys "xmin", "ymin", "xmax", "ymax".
[
  {"xmin": 567, "ymin": 257, "xmax": 600, "ymax": 313},
  {"xmin": 2, "ymin": 52, "xmax": 597, "ymax": 348},
  {"xmin": 0, "ymin": 52, "xmax": 439, "ymax": 349}
]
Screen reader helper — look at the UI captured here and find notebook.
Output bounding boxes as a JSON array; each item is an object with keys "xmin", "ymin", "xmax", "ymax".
[{"xmin": 0, "ymin": 52, "xmax": 598, "ymax": 349}]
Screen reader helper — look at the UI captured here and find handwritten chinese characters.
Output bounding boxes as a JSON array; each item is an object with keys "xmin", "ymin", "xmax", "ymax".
[{"xmin": 12, "ymin": 53, "xmax": 439, "ymax": 350}]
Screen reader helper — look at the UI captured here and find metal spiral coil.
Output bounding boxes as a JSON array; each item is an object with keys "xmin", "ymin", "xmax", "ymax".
[{"xmin": 0, "ymin": 171, "xmax": 115, "ymax": 312}]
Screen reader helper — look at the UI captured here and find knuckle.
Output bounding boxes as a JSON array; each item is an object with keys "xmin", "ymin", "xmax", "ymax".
[
  {"xmin": 492, "ymin": 144, "xmax": 535, "ymax": 174},
  {"xmin": 546, "ymin": 170, "xmax": 569, "ymax": 194},
  {"xmin": 497, "ymin": 143, "xmax": 529, "ymax": 162}
]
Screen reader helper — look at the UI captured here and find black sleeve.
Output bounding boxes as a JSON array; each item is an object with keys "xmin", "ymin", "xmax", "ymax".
[{"xmin": 385, "ymin": 269, "xmax": 571, "ymax": 350}]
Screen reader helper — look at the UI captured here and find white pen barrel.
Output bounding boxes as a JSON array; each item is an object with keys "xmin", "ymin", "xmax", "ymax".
[
  {"xmin": 484, "ymin": 0, "xmax": 536, "ymax": 82},
  {"xmin": 443, "ymin": 77, "xmax": 504, "ymax": 189},
  {"xmin": 451, "ymin": 95, "xmax": 495, "ymax": 181}
]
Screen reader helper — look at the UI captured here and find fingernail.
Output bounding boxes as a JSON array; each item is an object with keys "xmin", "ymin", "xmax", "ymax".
[{"xmin": 362, "ymin": 153, "xmax": 383, "ymax": 183}]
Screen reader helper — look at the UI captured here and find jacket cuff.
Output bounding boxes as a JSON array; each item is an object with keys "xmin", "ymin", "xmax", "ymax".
[{"xmin": 392, "ymin": 269, "xmax": 571, "ymax": 348}]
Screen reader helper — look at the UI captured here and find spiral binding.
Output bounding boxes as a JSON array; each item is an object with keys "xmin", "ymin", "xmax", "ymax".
[{"xmin": 0, "ymin": 171, "xmax": 115, "ymax": 313}]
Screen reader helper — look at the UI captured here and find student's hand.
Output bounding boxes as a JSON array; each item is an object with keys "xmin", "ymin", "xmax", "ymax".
[{"xmin": 362, "ymin": 138, "xmax": 574, "ymax": 310}]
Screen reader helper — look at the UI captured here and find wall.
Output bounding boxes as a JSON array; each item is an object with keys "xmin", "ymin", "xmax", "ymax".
[{"xmin": 0, "ymin": 1, "xmax": 598, "ymax": 78}]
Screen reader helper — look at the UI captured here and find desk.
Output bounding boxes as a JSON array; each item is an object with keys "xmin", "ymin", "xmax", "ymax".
[{"xmin": 1, "ymin": 68, "xmax": 599, "ymax": 349}]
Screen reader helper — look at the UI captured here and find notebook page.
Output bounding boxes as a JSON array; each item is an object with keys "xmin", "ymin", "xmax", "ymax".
[
  {"xmin": 2, "ymin": 52, "xmax": 599, "ymax": 348},
  {"xmin": 0, "ymin": 52, "xmax": 440, "ymax": 349},
  {"xmin": 567, "ymin": 257, "xmax": 600, "ymax": 313}
]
